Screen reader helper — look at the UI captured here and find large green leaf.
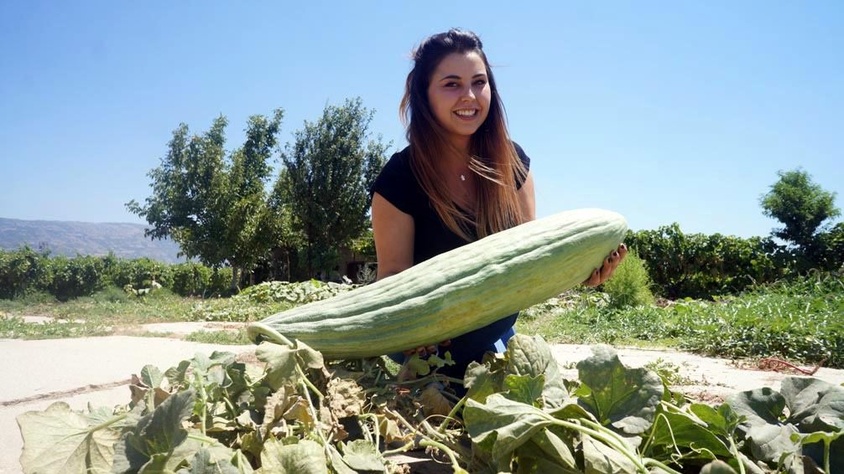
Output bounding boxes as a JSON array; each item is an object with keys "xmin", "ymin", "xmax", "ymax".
[
  {"xmin": 726, "ymin": 387, "xmax": 786, "ymax": 429},
  {"xmin": 113, "ymin": 390, "xmax": 197, "ymax": 472},
  {"xmin": 646, "ymin": 408, "xmax": 732, "ymax": 460},
  {"xmin": 780, "ymin": 376, "xmax": 844, "ymax": 432},
  {"xmin": 575, "ymin": 345, "xmax": 663, "ymax": 435},
  {"xmin": 581, "ymin": 433, "xmax": 638, "ymax": 474},
  {"xmin": 463, "ymin": 394, "xmax": 557, "ymax": 461},
  {"xmin": 17, "ymin": 402, "xmax": 123, "ymax": 474},
  {"xmin": 513, "ymin": 428, "xmax": 578, "ymax": 472},
  {"xmin": 503, "ymin": 374, "xmax": 546, "ymax": 407},
  {"xmin": 506, "ymin": 334, "xmax": 569, "ymax": 408},
  {"xmin": 726, "ymin": 378, "xmax": 844, "ymax": 472},
  {"xmin": 744, "ymin": 423, "xmax": 800, "ymax": 464},
  {"xmin": 259, "ymin": 438, "xmax": 328, "ymax": 474},
  {"xmin": 175, "ymin": 446, "xmax": 248, "ymax": 474},
  {"xmin": 340, "ymin": 439, "xmax": 386, "ymax": 472},
  {"xmin": 256, "ymin": 341, "xmax": 324, "ymax": 390}
]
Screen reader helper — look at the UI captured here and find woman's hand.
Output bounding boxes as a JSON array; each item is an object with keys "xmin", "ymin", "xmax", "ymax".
[
  {"xmin": 403, "ymin": 339, "xmax": 451, "ymax": 358},
  {"xmin": 583, "ymin": 243, "xmax": 628, "ymax": 287}
]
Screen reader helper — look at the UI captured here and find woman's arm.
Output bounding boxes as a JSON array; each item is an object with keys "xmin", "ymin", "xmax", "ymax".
[
  {"xmin": 519, "ymin": 171, "xmax": 536, "ymax": 222},
  {"xmin": 371, "ymin": 192, "xmax": 415, "ymax": 281}
]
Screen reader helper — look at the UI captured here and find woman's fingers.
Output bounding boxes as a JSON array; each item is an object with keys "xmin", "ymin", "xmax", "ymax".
[
  {"xmin": 583, "ymin": 243, "xmax": 628, "ymax": 286},
  {"xmin": 402, "ymin": 340, "xmax": 450, "ymax": 357}
]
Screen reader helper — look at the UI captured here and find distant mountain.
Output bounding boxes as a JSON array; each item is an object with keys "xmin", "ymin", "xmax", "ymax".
[{"xmin": 0, "ymin": 218, "xmax": 184, "ymax": 263}]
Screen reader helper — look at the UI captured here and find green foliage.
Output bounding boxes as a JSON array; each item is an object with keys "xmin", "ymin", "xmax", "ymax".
[
  {"xmin": 235, "ymin": 280, "xmax": 355, "ymax": 305},
  {"xmin": 107, "ymin": 257, "xmax": 170, "ymax": 289},
  {"xmin": 601, "ymin": 251, "xmax": 655, "ymax": 309},
  {"xmin": 183, "ymin": 328, "xmax": 251, "ymax": 345},
  {"xmin": 168, "ymin": 262, "xmax": 229, "ymax": 297},
  {"xmin": 626, "ymin": 223, "xmax": 783, "ymax": 299},
  {"xmin": 0, "ymin": 246, "xmax": 52, "ymax": 299},
  {"xmin": 280, "ymin": 98, "xmax": 389, "ymax": 276},
  {"xmin": 760, "ymin": 168, "xmax": 840, "ymax": 250},
  {"xmin": 47, "ymin": 255, "xmax": 108, "ymax": 301},
  {"xmin": 127, "ymin": 109, "xmax": 285, "ymax": 290},
  {"xmin": 519, "ymin": 272, "xmax": 844, "ymax": 368},
  {"xmin": 813, "ymin": 221, "xmax": 844, "ymax": 272}
]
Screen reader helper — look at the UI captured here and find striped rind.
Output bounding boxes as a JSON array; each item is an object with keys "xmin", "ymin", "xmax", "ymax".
[{"xmin": 246, "ymin": 208, "xmax": 628, "ymax": 359}]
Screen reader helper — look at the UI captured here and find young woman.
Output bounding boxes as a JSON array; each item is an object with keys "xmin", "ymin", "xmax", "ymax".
[{"xmin": 370, "ymin": 28, "xmax": 625, "ymax": 384}]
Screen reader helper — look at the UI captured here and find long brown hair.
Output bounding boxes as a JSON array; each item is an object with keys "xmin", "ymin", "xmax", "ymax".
[{"xmin": 400, "ymin": 28, "xmax": 528, "ymax": 241}]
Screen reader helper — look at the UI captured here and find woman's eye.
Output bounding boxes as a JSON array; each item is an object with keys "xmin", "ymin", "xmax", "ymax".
[
  {"xmin": 474, "ymin": 79, "xmax": 487, "ymax": 86},
  {"xmin": 444, "ymin": 82, "xmax": 459, "ymax": 88}
]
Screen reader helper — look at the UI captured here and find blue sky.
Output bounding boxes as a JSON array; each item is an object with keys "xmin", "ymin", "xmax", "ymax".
[{"xmin": 1, "ymin": 1, "xmax": 841, "ymax": 238}]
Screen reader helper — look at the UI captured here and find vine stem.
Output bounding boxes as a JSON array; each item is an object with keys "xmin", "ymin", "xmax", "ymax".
[
  {"xmin": 194, "ymin": 372, "xmax": 207, "ymax": 438},
  {"xmin": 419, "ymin": 438, "xmax": 468, "ymax": 474},
  {"xmin": 295, "ymin": 362, "xmax": 331, "ymax": 454},
  {"xmin": 561, "ymin": 417, "xmax": 683, "ymax": 474},
  {"xmin": 248, "ymin": 322, "xmax": 294, "ymax": 347}
]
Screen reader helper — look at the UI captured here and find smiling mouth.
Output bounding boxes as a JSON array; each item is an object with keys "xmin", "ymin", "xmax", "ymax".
[{"xmin": 454, "ymin": 109, "xmax": 478, "ymax": 118}]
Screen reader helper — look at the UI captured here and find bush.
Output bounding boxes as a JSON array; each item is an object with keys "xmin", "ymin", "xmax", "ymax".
[
  {"xmin": 107, "ymin": 257, "xmax": 171, "ymax": 289},
  {"xmin": 169, "ymin": 263, "xmax": 233, "ymax": 297},
  {"xmin": 601, "ymin": 252, "xmax": 656, "ymax": 310},
  {"xmin": 47, "ymin": 255, "xmax": 106, "ymax": 301},
  {"xmin": 49, "ymin": 255, "xmax": 109, "ymax": 301},
  {"xmin": 0, "ymin": 247, "xmax": 52, "ymax": 299},
  {"xmin": 171, "ymin": 263, "xmax": 213, "ymax": 296}
]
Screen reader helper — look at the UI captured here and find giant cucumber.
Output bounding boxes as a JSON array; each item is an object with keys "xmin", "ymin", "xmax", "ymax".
[{"xmin": 247, "ymin": 208, "xmax": 627, "ymax": 359}]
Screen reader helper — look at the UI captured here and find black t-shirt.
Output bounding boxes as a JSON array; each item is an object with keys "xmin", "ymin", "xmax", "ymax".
[{"xmin": 371, "ymin": 142, "xmax": 531, "ymax": 264}]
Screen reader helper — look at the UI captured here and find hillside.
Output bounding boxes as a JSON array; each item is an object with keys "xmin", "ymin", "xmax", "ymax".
[{"xmin": 0, "ymin": 218, "xmax": 183, "ymax": 263}]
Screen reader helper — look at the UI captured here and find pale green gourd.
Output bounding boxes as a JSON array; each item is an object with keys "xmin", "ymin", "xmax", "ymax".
[{"xmin": 247, "ymin": 208, "xmax": 627, "ymax": 359}]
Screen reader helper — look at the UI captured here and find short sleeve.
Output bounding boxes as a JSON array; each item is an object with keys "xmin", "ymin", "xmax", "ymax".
[
  {"xmin": 370, "ymin": 148, "xmax": 423, "ymax": 215},
  {"xmin": 513, "ymin": 142, "xmax": 531, "ymax": 189}
]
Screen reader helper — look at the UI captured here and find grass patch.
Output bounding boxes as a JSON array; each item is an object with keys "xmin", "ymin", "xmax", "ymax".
[
  {"xmin": 184, "ymin": 329, "xmax": 252, "ymax": 345},
  {"xmin": 0, "ymin": 314, "xmax": 112, "ymax": 339},
  {"xmin": 518, "ymin": 273, "xmax": 844, "ymax": 368}
]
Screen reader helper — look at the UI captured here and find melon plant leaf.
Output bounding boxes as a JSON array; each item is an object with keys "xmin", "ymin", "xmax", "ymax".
[
  {"xmin": 513, "ymin": 427, "xmax": 577, "ymax": 472},
  {"xmin": 141, "ymin": 365, "xmax": 165, "ymax": 389},
  {"xmin": 325, "ymin": 445, "xmax": 358, "ymax": 474},
  {"xmin": 779, "ymin": 376, "xmax": 844, "ymax": 432},
  {"xmin": 699, "ymin": 460, "xmax": 738, "ymax": 474},
  {"xmin": 502, "ymin": 374, "xmax": 545, "ymax": 407},
  {"xmin": 256, "ymin": 341, "xmax": 324, "ymax": 390},
  {"xmin": 745, "ymin": 423, "xmax": 800, "ymax": 465},
  {"xmin": 17, "ymin": 401, "xmax": 123, "ymax": 474},
  {"xmin": 260, "ymin": 438, "xmax": 328, "ymax": 474},
  {"xmin": 725, "ymin": 387, "xmax": 786, "ymax": 430},
  {"xmin": 575, "ymin": 344, "xmax": 663, "ymax": 435},
  {"xmin": 646, "ymin": 409, "xmax": 732, "ymax": 460},
  {"xmin": 689, "ymin": 403, "xmax": 743, "ymax": 439},
  {"xmin": 464, "ymin": 360, "xmax": 506, "ymax": 403},
  {"xmin": 174, "ymin": 446, "xmax": 243, "ymax": 474},
  {"xmin": 506, "ymin": 334, "xmax": 569, "ymax": 407},
  {"xmin": 113, "ymin": 390, "xmax": 197, "ymax": 471},
  {"xmin": 340, "ymin": 439, "xmax": 385, "ymax": 472},
  {"xmin": 794, "ymin": 431, "xmax": 844, "ymax": 474},
  {"xmin": 463, "ymin": 394, "xmax": 556, "ymax": 461},
  {"xmin": 581, "ymin": 433, "xmax": 638, "ymax": 474}
]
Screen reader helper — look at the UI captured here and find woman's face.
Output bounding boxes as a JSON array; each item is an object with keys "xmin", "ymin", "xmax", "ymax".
[{"xmin": 427, "ymin": 51, "xmax": 491, "ymax": 149}]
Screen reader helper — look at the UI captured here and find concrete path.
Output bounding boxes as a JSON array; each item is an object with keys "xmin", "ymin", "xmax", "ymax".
[
  {"xmin": 2, "ymin": 323, "xmax": 843, "ymax": 474},
  {"xmin": 0, "ymin": 334, "xmax": 255, "ymax": 474}
]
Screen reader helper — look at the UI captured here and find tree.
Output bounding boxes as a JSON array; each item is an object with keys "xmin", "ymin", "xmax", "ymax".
[
  {"xmin": 127, "ymin": 109, "xmax": 284, "ymax": 289},
  {"xmin": 760, "ymin": 168, "xmax": 841, "ymax": 271},
  {"xmin": 280, "ymin": 98, "xmax": 389, "ymax": 277}
]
